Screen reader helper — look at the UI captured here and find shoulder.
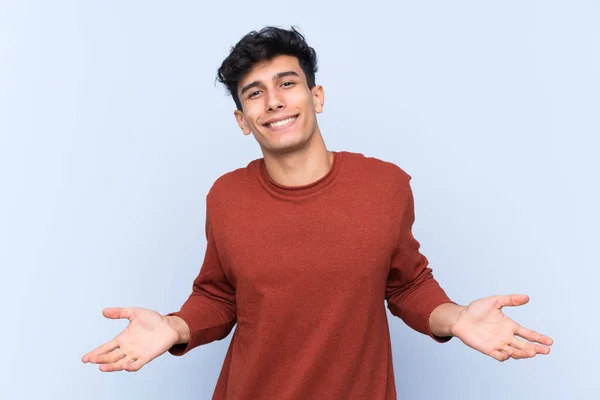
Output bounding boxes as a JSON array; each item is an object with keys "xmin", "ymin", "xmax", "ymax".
[
  {"xmin": 205, "ymin": 157, "xmax": 262, "ymax": 206},
  {"xmin": 341, "ymin": 150, "xmax": 412, "ymax": 187}
]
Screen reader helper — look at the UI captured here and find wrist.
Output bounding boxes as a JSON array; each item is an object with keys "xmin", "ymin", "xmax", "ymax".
[
  {"xmin": 165, "ymin": 315, "xmax": 191, "ymax": 344},
  {"xmin": 429, "ymin": 302, "xmax": 466, "ymax": 337},
  {"xmin": 449, "ymin": 305, "xmax": 466, "ymax": 336}
]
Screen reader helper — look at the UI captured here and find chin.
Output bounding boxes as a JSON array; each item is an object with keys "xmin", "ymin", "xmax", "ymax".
[{"xmin": 263, "ymin": 138, "xmax": 308, "ymax": 155}]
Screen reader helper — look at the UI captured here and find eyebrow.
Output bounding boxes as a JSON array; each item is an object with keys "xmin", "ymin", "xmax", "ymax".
[{"xmin": 240, "ymin": 71, "xmax": 301, "ymax": 96}]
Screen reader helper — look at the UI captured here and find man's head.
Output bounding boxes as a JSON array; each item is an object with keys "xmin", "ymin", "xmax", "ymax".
[{"xmin": 217, "ymin": 26, "xmax": 325, "ymax": 155}]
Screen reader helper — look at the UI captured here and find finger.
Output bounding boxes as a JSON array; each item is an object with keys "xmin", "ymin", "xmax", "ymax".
[
  {"xmin": 510, "ymin": 337, "xmax": 551, "ymax": 357},
  {"xmin": 516, "ymin": 326, "xmax": 554, "ymax": 346},
  {"xmin": 100, "ymin": 354, "xmax": 136, "ymax": 373},
  {"xmin": 511, "ymin": 349, "xmax": 537, "ymax": 359},
  {"xmin": 490, "ymin": 345, "xmax": 514, "ymax": 362},
  {"xmin": 82, "ymin": 340, "xmax": 119, "ymax": 363},
  {"xmin": 493, "ymin": 294, "xmax": 530, "ymax": 309},
  {"xmin": 509, "ymin": 343, "xmax": 539, "ymax": 359},
  {"xmin": 123, "ymin": 357, "xmax": 145, "ymax": 372},
  {"xmin": 509, "ymin": 337, "xmax": 531, "ymax": 351},
  {"xmin": 508, "ymin": 339, "xmax": 537, "ymax": 359},
  {"xmin": 120, "ymin": 355, "xmax": 142, "ymax": 372},
  {"xmin": 513, "ymin": 343, "xmax": 551, "ymax": 356},
  {"xmin": 89, "ymin": 348, "xmax": 126, "ymax": 365},
  {"xmin": 490, "ymin": 349, "xmax": 512, "ymax": 362},
  {"xmin": 102, "ymin": 307, "xmax": 133, "ymax": 320}
]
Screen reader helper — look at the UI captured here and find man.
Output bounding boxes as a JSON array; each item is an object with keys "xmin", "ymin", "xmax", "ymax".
[{"xmin": 82, "ymin": 26, "xmax": 553, "ymax": 399}]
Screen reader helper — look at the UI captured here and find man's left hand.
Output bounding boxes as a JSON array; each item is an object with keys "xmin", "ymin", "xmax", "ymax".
[{"xmin": 451, "ymin": 294, "xmax": 553, "ymax": 362}]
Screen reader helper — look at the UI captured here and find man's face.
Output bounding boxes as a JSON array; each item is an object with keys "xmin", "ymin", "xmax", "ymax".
[{"xmin": 234, "ymin": 55, "xmax": 324, "ymax": 155}]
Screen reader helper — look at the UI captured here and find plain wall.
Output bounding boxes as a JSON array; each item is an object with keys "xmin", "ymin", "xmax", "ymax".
[{"xmin": 1, "ymin": 0, "xmax": 598, "ymax": 399}]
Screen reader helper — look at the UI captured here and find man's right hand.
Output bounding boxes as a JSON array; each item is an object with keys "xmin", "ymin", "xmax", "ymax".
[{"xmin": 81, "ymin": 307, "xmax": 187, "ymax": 372}]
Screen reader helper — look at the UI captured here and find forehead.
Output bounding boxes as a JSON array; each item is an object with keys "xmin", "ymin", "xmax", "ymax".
[{"xmin": 240, "ymin": 55, "xmax": 306, "ymax": 85}]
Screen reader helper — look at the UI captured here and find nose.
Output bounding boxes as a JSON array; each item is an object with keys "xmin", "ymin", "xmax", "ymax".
[{"xmin": 266, "ymin": 92, "xmax": 284, "ymax": 112}]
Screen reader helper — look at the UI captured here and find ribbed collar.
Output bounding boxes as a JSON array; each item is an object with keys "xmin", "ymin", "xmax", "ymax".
[{"xmin": 257, "ymin": 151, "xmax": 345, "ymax": 200}]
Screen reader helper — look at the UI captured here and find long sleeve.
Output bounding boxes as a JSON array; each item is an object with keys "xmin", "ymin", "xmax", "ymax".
[
  {"xmin": 385, "ymin": 175, "xmax": 454, "ymax": 343},
  {"xmin": 160, "ymin": 151, "xmax": 459, "ymax": 398},
  {"xmin": 167, "ymin": 199, "xmax": 237, "ymax": 356}
]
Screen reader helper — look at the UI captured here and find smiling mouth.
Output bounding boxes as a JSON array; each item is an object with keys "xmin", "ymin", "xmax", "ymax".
[{"xmin": 264, "ymin": 115, "xmax": 299, "ymax": 130}]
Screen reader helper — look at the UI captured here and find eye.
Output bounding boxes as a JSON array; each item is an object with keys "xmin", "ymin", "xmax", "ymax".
[
  {"xmin": 281, "ymin": 81, "xmax": 295, "ymax": 87},
  {"xmin": 248, "ymin": 90, "xmax": 261, "ymax": 99}
]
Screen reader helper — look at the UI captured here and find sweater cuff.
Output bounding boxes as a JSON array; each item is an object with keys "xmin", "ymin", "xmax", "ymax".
[
  {"xmin": 165, "ymin": 307, "xmax": 237, "ymax": 356},
  {"xmin": 425, "ymin": 300, "xmax": 457, "ymax": 343},
  {"xmin": 165, "ymin": 311, "xmax": 195, "ymax": 356}
]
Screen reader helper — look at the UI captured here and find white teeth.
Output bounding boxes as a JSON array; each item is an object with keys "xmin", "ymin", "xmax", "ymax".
[{"xmin": 269, "ymin": 117, "xmax": 296, "ymax": 128}]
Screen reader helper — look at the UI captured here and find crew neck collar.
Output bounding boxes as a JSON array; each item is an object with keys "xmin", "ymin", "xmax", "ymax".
[{"xmin": 258, "ymin": 151, "xmax": 345, "ymax": 200}]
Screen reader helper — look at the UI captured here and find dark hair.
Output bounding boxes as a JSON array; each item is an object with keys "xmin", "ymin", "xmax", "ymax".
[{"xmin": 216, "ymin": 26, "xmax": 319, "ymax": 111}]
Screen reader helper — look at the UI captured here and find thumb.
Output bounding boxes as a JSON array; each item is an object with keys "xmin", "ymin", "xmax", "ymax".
[
  {"xmin": 495, "ymin": 294, "xmax": 530, "ymax": 309},
  {"xmin": 102, "ymin": 307, "xmax": 133, "ymax": 320}
]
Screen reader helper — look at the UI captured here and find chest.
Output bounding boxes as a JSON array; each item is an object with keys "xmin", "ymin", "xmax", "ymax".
[{"xmin": 213, "ymin": 192, "xmax": 400, "ymax": 294}]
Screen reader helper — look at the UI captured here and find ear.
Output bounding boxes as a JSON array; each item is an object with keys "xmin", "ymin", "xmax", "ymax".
[
  {"xmin": 312, "ymin": 85, "xmax": 325, "ymax": 114},
  {"xmin": 234, "ymin": 110, "xmax": 252, "ymax": 135}
]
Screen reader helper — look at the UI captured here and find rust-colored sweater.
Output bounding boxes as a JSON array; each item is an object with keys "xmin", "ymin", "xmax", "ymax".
[{"xmin": 167, "ymin": 150, "xmax": 454, "ymax": 399}]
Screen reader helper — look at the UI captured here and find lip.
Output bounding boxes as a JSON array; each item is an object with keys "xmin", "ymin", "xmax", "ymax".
[
  {"xmin": 263, "ymin": 114, "xmax": 299, "ymax": 132},
  {"xmin": 262, "ymin": 114, "xmax": 299, "ymax": 125}
]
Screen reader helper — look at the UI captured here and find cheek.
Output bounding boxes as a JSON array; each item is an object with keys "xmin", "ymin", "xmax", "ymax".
[
  {"xmin": 292, "ymin": 91, "xmax": 312, "ymax": 107},
  {"xmin": 242, "ymin": 106, "xmax": 263, "ymax": 129}
]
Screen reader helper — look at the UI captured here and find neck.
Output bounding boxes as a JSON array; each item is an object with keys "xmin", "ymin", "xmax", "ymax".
[{"xmin": 262, "ymin": 128, "xmax": 333, "ymax": 187}]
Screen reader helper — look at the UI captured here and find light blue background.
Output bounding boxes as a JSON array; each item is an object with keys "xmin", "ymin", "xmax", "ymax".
[{"xmin": 1, "ymin": 1, "xmax": 598, "ymax": 399}]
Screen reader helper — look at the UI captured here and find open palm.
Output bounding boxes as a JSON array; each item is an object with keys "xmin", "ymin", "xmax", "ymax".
[
  {"xmin": 81, "ymin": 307, "xmax": 179, "ymax": 372},
  {"xmin": 452, "ymin": 294, "xmax": 553, "ymax": 362}
]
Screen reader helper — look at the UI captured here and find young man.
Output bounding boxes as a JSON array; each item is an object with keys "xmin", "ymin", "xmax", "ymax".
[{"xmin": 82, "ymin": 26, "xmax": 553, "ymax": 399}]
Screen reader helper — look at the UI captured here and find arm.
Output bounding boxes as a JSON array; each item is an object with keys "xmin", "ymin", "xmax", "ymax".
[
  {"xmin": 385, "ymin": 173, "xmax": 553, "ymax": 361},
  {"xmin": 166, "ymin": 197, "xmax": 237, "ymax": 356},
  {"xmin": 385, "ymin": 173, "xmax": 455, "ymax": 342},
  {"xmin": 81, "ymin": 194, "xmax": 236, "ymax": 372}
]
